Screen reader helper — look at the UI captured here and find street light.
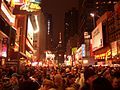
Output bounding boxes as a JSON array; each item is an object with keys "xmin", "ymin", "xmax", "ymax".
[{"xmin": 90, "ymin": 13, "xmax": 96, "ymax": 28}]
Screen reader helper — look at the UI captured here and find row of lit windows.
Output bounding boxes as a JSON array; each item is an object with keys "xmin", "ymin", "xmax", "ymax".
[{"xmin": 96, "ymin": 1, "xmax": 117, "ymax": 5}]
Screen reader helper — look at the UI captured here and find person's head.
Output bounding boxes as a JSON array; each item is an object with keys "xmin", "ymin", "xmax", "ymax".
[
  {"xmin": 92, "ymin": 77, "xmax": 113, "ymax": 90},
  {"xmin": 112, "ymin": 71, "xmax": 120, "ymax": 89},
  {"xmin": 84, "ymin": 67, "xmax": 96, "ymax": 84},
  {"xmin": 67, "ymin": 74, "xmax": 76, "ymax": 85},
  {"xmin": 54, "ymin": 74, "xmax": 63, "ymax": 86},
  {"xmin": 10, "ymin": 76, "xmax": 19, "ymax": 85},
  {"xmin": 103, "ymin": 69, "xmax": 111, "ymax": 81},
  {"xmin": 71, "ymin": 83, "xmax": 80, "ymax": 90},
  {"xmin": 10, "ymin": 73, "xmax": 19, "ymax": 85},
  {"xmin": 112, "ymin": 77, "xmax": 119, "ymax": 89},
  {"xmin": 42, "ymin": 79, "xmax": 54, "ymax": 90}
]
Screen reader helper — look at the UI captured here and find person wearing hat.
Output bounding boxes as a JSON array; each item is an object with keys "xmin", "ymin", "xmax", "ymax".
[
  {"xmin": 9, "ymin": 73, "xmax": 19, "ymax": 90},
  {"xmin": 80, "ymin": 67, "xmax": 97, "ymax": 90}
]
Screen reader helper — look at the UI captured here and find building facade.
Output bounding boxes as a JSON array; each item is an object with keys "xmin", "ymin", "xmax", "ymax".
[
  {"xmin": 64, "ymin": 8, "xmax": 79, "ymax": 55},
  {"xmin": 0, "ymin": 0, "xmax": 42, "ymax": 68},
  {"xmin": 92, "ymin": 2, "xmax": 120, "ymax": 65},
  {"xmin": 78, "ymin": 0, "xmax": 119, "ymax": 45}
]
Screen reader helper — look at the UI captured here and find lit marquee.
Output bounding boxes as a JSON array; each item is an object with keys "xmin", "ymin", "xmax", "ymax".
[{"xmin": 20, "ymin": 0, "xmax": 41, "ymax": 12}]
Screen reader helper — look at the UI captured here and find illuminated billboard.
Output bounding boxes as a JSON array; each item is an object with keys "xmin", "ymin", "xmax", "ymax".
[
  {"xmin": 92, "ymin": 22, "xmax": 103, "ymax": 51},
  {"xmin": 27, "ymin": 16, "xmax": 34, "ymax": 45},
  {"xmin": 19, "ymin": 0, "xmax": 41, "ymax": 11}
]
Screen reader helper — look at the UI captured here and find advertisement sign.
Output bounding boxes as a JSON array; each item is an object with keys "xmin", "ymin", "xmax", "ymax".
[
  {"xmin": 1, "ymin": 1, "xmax": 15, "ymax": 25},
  {"xmin": 27, "ymin": 16, "xmax": 34, "ymax": 45},
  {"xmin": 92, "ymin": 22, "xmax": 103, "ymax": 51},
  {"xmin": 19, "ymin": 0, "xmax": 41, "ymax": 11},
  {"xmin": 72, "ymin": 47, "xmax": 77, "ymax": 55}
]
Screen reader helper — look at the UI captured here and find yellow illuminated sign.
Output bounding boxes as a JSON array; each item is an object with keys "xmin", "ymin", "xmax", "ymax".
[{"xmin": 29, "ymin": 2, "xmax": 41, "ymax": 10}]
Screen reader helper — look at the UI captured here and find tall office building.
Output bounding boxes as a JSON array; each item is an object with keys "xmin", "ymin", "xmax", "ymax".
[
  {"xmin": 64, "ymin": 8, "xmax": 79, "ymax": 51},
  {"xmin": 45, "ymin": 13, "xmax": 55, "ymax": 52}
]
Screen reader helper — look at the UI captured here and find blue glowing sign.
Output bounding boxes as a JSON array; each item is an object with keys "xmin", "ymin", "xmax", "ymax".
[{"xmin": 81, "ymin": 44, "xmax": 85, "ymax": 57}]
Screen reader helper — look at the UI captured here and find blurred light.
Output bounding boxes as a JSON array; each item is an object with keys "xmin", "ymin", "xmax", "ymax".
[
  {"xmin": 113, "ymin": 1, "xmax": 117, "ymax": 4},
  {"xmin": 33, "ymin": 15, "xmax": 39, "ymax": 33},
  {"xmin": 96, "ymin": 2, "xmax": 98, "ymax": 4},
  {"xmin": 108, "ymin": 1, "xmax": 111, "ymax": 4},
  {"xmin": 48, "ymin": 20, "xmax": 50, "ymax": 35},
  {"xmin": 1, "ymin": 3, "xmax": 15, "ymax": 24},
  {"xmin": 32, "ymin": 62, "xmax": 38, "ymax": 66},
  {"xmin": 90, "ymin": 13, "xmax": 95, "ymax": 17},
  {"xmin": 39, "ymin": 62, "xmax": 42, "ymax": 66},
  {"xmin": 59, "ymin": 54, "xmax": 61, "ymax": 56},
  {"xmin": 83, "ymin": 60, "xmax": 88, "ymax": 64}
]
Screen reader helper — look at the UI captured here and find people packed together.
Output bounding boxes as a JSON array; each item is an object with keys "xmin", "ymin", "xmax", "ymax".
[{"xmin": 0, "ymin": 64, "xmax": 120, "ymax": 90}]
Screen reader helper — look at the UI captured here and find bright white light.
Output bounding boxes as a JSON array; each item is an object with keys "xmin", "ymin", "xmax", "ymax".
[
  {"xmin": 2, "ymin": 52, "xmax": 7, "ymax": 57},
  {"xmin": 33, "ymin": 15, "xmax": 39, "ymax": 33},
  {"xmin": 1, "ymin": 3, "xmax": 15, "ymax": 24},
  {"xmin": 90, "ymin": 13, "xmax": 95, "ymax": 17},
  {"xmin": 32, "ymin": 62, "xmax": 38, "ymax": 66},
  {"xmin": 83, "ymin": 60, "xmax": 88, "ymax": 64},
  {"xmin": 14, "ymin": 0, "xmax": 20, "ymax": 2},
  {"xmin": 27, "ymin": 16, "xmax": 34, "ymax": 45},
  {"xmin": 39, "ymin": 62, "xmax": 42, "ymax": 66}
]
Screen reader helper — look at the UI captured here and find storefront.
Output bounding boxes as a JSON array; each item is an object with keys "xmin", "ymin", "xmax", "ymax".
[
  {"xmin": 0, "ymin": 0, "xmax": 28, "ymax": 68},
  {"xmin": 111, "ymin": 40, "xmax": 120, "ymax": 64},
  {"xmin": 0, "ymin": 0, "xmax": 16, "ymax": 65},
  {"xmin": 0, "ymin": 31, "xmax": 8, "ymax": 65},
  {"xmin": 94, "ymin": 46, "xmax": 112, "ymax": 65}
]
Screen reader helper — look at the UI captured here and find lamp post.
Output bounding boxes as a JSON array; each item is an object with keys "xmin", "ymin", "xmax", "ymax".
[{"xmin": 90, "ymin": 13, "xmax": 96, "ymax": 28}]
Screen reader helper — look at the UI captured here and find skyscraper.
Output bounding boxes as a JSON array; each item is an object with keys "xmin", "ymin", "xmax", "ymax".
[{"xmin": 64, "ymin": 8, "xmax": 79, "ymax": 51}]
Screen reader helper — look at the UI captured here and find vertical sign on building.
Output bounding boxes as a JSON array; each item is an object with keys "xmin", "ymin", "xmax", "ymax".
[{"xmin": 81, "ymin": 44, "xmax": 85, "ymax": 57}]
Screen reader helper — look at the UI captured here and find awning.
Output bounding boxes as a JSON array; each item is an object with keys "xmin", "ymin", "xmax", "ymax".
[{"xmin": 10, "ymin": 52, "xmax": 28, "ymax": 60}]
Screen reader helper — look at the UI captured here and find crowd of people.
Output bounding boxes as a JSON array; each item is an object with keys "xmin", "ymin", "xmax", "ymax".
[{"xmin": 0, "ymin": 64, "xmax": 120, "ymax": 90}]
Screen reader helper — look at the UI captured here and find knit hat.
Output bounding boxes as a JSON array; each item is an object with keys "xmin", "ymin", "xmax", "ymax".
[
  {"xmin": 11, "ymin": 73, "xmax": 20, "ymax": 78},
  {"xmin": 84, "ymin": 67, "xmax": 96, "ymax": 80}
]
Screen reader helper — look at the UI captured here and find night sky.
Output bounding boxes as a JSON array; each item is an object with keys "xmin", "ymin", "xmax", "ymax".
[{"xmin": 41, "ymin": 0, "xmax": 78, "ymax": 46}]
